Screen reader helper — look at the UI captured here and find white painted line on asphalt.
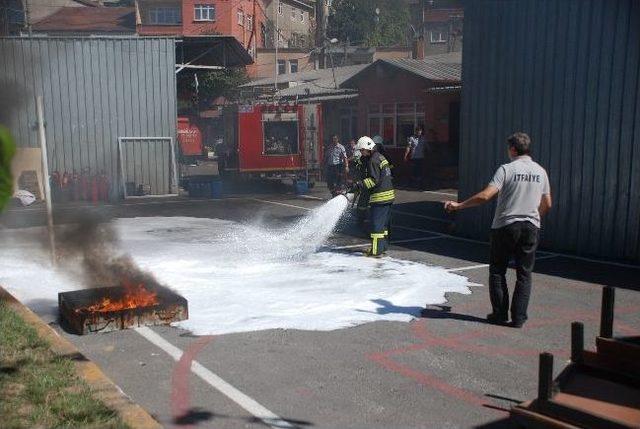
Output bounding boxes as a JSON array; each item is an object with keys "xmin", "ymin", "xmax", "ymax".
[
  {"xmin": 250, "ymin": 198, "xmax": 312, "ymax": 211},
  {"xmin": 392, "ymin": 209, "xmax": 452, "ymax": 224},
  {"xmin": 135, "ymin": 327, "xmax": 295, "ymax": 429},
  {"xmin": 392, "ymin": 225, "xmax": 444, "ymax": 235},
  {"xmin": 5, "ymin": 198, "xmax": 242, "ymax": 213},
  {"xmin": 330, "ymin": 235, "xmax": 444, "ymax": 250},
  {"xmin": 447, "ymin": 263, "xmax": 490, "ymax": 273},
  {"xmin": 447, "ymin": 254, "xmax": 560, "ymax": 273},
  {"xmin": 297, "ymin": 195, "xmax": 325, "ymax": 201},
  {"xmin": 422, "ymin": 190, "xmax": 458, "ymax": 198},
  {"xmin": 535, "ymin": 254, "xmax": 561, "ymax": 262}
]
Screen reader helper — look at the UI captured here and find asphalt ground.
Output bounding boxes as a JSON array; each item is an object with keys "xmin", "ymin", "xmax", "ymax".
[{"xmin": 2, "ymin": 185, "xmax": 639, "ymax": 429}]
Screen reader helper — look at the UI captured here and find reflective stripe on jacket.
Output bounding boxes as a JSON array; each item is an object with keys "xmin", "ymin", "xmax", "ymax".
[{"xmin": 363, "ymin": 151, "xmax": 394, "ymax": 205}]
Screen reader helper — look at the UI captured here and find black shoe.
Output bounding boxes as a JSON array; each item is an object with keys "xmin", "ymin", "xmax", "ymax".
[
  {"xmin": 509, "ymin": 320, "xmax": 525, "ymax": 328},
  {"xmin": 486, "ymin": 313, "xmax": 508, "ymax": 325}
]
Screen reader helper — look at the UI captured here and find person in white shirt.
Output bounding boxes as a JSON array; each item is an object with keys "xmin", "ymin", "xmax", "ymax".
[
  {"xmin": 444, "ymin": 132, "xmax": 552, "ymax": 328},
  {"xmin": 324, "ymin": 135, "xmax": 349, "ymax": 196},
  {"xmin": 404, "ymin": 127, "xmax": 426, "ymax": 188}
]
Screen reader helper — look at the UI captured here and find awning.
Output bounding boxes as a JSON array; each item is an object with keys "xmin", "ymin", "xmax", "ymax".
[{"xmin": 176, "ymin": 36, "xmax": 253, "ymax": 72}]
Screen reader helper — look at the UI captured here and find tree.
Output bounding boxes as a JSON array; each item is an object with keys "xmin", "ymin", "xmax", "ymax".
[
  {"xmin": 177, "ymin": 67, "xmax": 249, "ymax": 110},
  {"xmin": 328, "ymin": 0, "xmax": 410, "ymax": 47},
  {"xmin": 0, "ymin": 126, "xmax": 15, "ymax": 212}
]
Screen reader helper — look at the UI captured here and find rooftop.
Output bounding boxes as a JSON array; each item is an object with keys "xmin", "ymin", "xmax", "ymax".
[
  {"xmin": 33, "ymin": 7, "xmax": 135, "ymax": 34},
  {"xmin": 342, "ymin": 51, "xmax": 462, "ymax": 87}
]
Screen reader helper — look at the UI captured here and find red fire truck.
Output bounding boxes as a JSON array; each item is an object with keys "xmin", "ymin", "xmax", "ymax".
[{"xmin": 221, "ymin": 103, "xmax": 323, "ymax": 183}]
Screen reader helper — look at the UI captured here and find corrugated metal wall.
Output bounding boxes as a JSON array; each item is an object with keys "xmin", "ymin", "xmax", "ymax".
[
  {"xmin": 0, "ymin": 37, "xmax": 177, "ymax": 195},
  {"xmin": 459, "ymin": 0, "xmax": 640, "ymax": 264}
]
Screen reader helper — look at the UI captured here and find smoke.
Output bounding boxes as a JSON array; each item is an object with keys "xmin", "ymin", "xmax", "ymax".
[{"xmin": 56, "ymin": 214, "xmax": 166, "ymax": 290}]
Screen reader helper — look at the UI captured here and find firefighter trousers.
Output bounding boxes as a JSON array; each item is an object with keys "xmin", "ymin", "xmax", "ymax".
[{"xmin": 369, "ymin": 203, "xmax": 392, "ymax": 256}]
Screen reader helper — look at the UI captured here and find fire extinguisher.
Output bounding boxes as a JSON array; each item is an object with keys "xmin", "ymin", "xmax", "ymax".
[
  {"xmin": 71, "ymin": 170, "xmax": 80, "ymax": 201},
  {"xmin": 90, "ymin": 174, "xmax": 99, "ymax": 204},
  {"xmin": 50, "ymin": 171, "xmax": 61, "ymax": 202},
  {"xmin": 98, "ymin": 171, "xmax": 109, "ymax": 202},
  {"xmin": 61, "ymin": 171, "xmax": 70, "ymax": 202},
  {"xmin": 79, "ymin": 168, "xmax": 90, "ymax": 201}
]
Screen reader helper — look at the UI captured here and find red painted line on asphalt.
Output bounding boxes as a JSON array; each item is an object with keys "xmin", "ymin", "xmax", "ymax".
[
  {"xmin": 367, "ymin": 351, "xmax": 490, "ymax": 408},
  {"xmin": 367, "ymin": 302, "xmax": 640, "ymax": 414},
  {"xmin": 171, "ymin": 335, "xmax": 215, "ymax": 428}
]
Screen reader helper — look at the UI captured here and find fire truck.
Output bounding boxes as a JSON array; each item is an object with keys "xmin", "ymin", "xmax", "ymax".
[{"xmin": 220, "ymin": 102, "xmax": 324, "ymax": 184}]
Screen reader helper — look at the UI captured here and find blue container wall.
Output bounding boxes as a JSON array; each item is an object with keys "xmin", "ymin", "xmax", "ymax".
[{"xmin": 459, "ymin": 0, "xmax": 640, "ymax": 264}]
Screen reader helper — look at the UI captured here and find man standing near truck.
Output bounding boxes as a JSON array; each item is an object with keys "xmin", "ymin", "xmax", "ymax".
[
  {"xmin": 444, "ymin": 132, "xmax": 552, "ymax": 328},
  {"xmin": 325, "ymin": 135, "xmax": 349, "ymax": 197}
]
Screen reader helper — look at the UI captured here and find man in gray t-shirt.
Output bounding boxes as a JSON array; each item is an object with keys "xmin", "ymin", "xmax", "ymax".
[{"xmin": 444, "ymin": 132, "xmax": 552, "ymax": 328}]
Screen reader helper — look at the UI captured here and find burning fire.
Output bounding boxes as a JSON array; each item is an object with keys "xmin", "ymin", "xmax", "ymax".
[{"xmin": 79, "ymin": 281, "xmax": 159, "ymax": 313}]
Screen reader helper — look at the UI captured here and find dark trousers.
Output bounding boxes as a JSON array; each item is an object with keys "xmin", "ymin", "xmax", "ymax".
[
  {"xmin": 489, "ymin": 221, "xmax": 539, "ymax": 323},
  {"xmin": 326, "ymin": 164, "xmax": 345, "ymax": 194},
  {"xmin": 370, "ymin": 203, "xmax": 391, "ymax": 255}
]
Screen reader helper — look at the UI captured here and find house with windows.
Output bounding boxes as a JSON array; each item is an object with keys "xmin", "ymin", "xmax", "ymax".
[
  {"xmin": 409, "ymin": 0, "xmax": 463, "ymax": 58},
  {"xmin": 136, "ymin": 0, "xmax": 262, "ymax": 54},
  {"xmin": 261, "ymin": 0, "xmax": 314, "ymax": 49},
  {"xmin": 341, "ymin": 51, "xmax": 461, "ymax": 183},
  {"xmin": 244, "ymin": 0, "xmax": 315, "ymax": 79}
]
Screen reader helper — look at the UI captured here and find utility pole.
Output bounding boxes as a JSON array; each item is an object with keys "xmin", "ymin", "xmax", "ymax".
[
  {"xmin": 274, "ymin": 0, "xmax": 279, "ymax": 92},
  {"xmin": 23, "ymin": 0, "xmax": 32, "ymax": 36},
  {"xmin": 316, "ymin": 0, "xmax": 329, "ymax": 68},
  {"xmin": 36, "ymin": 96, "xmax": 56, "ymax": 266}
]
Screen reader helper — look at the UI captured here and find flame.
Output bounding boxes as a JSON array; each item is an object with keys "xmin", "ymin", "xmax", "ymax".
[{"xmin": 80, "ymin": 282, "xmax": 159, "ymax": 313}]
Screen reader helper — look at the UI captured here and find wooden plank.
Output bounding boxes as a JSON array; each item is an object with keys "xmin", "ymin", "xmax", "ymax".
[{"xmin": 512, "ymin": 402, "xmax": 581, "ymax": 429}]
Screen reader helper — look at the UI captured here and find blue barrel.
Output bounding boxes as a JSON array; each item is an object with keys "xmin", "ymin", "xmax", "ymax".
[
  {"xmin": 211, "ymin": 181, "xmax": 223, "ymax": 199},
  {"xmin": 294, "ymin": 180, "xmax": 309, "ymax": 195}
]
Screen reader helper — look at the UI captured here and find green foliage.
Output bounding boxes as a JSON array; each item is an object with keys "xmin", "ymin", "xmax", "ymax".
[
  {"xmin": 0, "ymin": 126, "xmax": 15, "ymax": 213},
  {"xmin": 0, "ymin": 302, "xmax": 129, "ymax": 429},
  {"xmin": 328, "ymin": 0, "xmax": 410, "ymax": 47},
  {"xmin": 177, "ymin": 68, "xmax": 249, "ymax": 108}
]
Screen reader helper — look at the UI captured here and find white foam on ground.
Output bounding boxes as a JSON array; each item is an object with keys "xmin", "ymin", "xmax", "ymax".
[{"xmin": 0, "ymin": 200, "xmax": 473, "ymax": 335}]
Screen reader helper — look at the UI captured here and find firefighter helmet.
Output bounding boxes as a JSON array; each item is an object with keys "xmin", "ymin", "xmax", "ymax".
[{"xmin": 356, "ymin": 136, "xmax": 376, "ymax": 151}]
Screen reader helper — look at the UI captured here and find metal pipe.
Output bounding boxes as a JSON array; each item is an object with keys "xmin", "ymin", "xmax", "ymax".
[
  {"xmin": 537, "ymin": 352, "xmax": 554, "ymax": 402},
  {"xmin": 599, "ymin": 286, "xmax": 615, "ymax": 338},
  {"xmin": 571, "ymin": 322, "xmax": 584, "ymax": 363}
]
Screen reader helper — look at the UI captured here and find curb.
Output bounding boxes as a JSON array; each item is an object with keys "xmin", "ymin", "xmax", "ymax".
[{"xmin": 0, "ymin": 286, "xmax": 163, "ymax": 429}]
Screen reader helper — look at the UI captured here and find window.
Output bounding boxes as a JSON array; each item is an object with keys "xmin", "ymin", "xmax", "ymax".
[
  {"xmin": 289, "ymin": 59, "xmax": 298, "ymax": 73},
  {"xmin": 367, "ymin": 102, "xmax": 425, "ymax": 146},
  {"xmin": 277, "ymin": 59, "xmax": 286, "ymax": 75},
  {"xmin": 260, "ymin": 23, "xmax": 267, "ymax": 47},
  {"xmin": 278, "ymin": 2, "xmax": 282, "ymax": 14},
  {"xmin": 263, "ymin": 116, "xmax": 300, "ymax": 155},
  {"xmin": 194, "ymin": 4, "xmax": 215, "ymax": 21},
  {"xmin": 430, "ymin": 31, "xmax": 447, "ymax": 43},
  {"xmin": 237, "ymin": 9, "xmax": 244, "ymax": 25},
  {"xmin": 291, "ymin": 7, "xmax": 296, "ymax": 21},
  {"xmin": 149, "ymin": 7, "xmax": 181, "ymax": 25},
  {"xmin": 246, "ymin": 14, "xmax": 253, "ymax": 28}
]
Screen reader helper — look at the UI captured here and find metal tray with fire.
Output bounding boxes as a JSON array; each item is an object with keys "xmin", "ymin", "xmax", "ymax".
[{"xmin": 58, "ymin": 282, "xmax": 188, "ymax": 335}]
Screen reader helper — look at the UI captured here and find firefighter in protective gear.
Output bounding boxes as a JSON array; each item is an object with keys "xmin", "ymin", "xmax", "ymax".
[
  {"xmin": 351, "ymin": 149, "xmax": 370, "ymax": 229},
  {"xmin": 352, "ymin": 136, "xmax": 395, "ymax": 256}
]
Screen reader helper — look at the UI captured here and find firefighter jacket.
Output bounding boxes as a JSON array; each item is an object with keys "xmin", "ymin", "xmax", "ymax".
[
  {"xmin": 353, "ymin": 157, "xmax": 370, "ymax": 211},
  {"xmin": 362, "ymin": 151, "xmax": 394, "ymax": 205}
]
